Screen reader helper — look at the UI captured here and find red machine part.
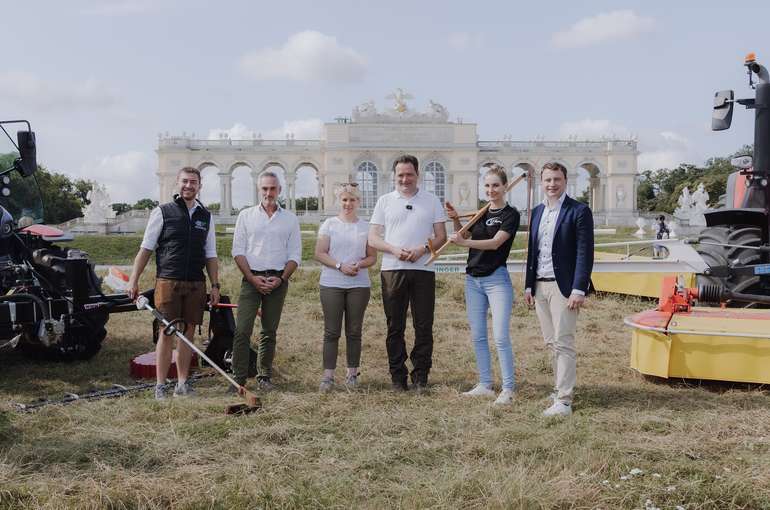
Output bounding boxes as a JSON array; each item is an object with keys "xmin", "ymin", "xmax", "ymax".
[
  {"xmin": 130, "ymin": 350, "xmax": 198, "ymax": 380},
  {"xmin": 657, "ymin": 276, "xmax": 699, "ymax": 313}
]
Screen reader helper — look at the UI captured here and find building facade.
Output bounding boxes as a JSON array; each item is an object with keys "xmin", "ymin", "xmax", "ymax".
[{"xmin": 157, "ymin": 94, "xmax": 639, "ymax": 224}]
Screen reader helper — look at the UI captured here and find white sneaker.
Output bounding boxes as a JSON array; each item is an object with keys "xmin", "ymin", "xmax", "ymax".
[
  {"xmin": 493, "ymin": 389, "xmax": 514, "ymax": 405},
  {"xmin": 543, "ymin": 401, "xmax": 572, "ymax": 417},
  {"xmin": 462, "ymin": 384, "xmax": 495, "ymax": 397}
]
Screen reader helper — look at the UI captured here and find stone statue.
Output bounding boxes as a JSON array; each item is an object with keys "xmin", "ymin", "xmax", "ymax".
[
  {"xmin": 633, "ymin": 217, "xmax": 646, "ymax": 238},
  {"xmin": 673, "ymin": 183, "xmax": 711, "ymax": 226},
  {"xmin": 458, "ymin": 182, "xmax": 471, "ymax": 207},
  {"xmin": 615, "ymin": 185, "xmax": 627, "ymax": 208},
  {"xmin": 692, "ymin": 183, "xmax": 710, "ymax": 213},
  {"xmin": 352, "ymin": 99, "xmax": 377, "ymax": 122},
  {"xmin": 83, "ymin": 183, "xmax": 116, "ymax": 223},
  {"xmin": 426, "ymin": 100, "xmax": 449, "ymax": 122},
  {"xmin": 386, "ymin": 88, "xmax": 413, "ymax": 114}
]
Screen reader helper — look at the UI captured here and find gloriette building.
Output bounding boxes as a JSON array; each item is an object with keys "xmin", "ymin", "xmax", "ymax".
[{"xmin": 157, "ymin": 91, "xmax": 639, "ymax": 224}]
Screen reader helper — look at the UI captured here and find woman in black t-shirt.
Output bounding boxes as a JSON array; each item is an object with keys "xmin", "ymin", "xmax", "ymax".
[{"xmin": 446, "ymin": 165, "xmax": 520, "ymax": 405}]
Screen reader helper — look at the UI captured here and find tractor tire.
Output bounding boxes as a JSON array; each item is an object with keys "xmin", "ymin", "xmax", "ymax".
[{"xmin": 695, "ymin": 225, "xmax": 764, "ymax": 306}]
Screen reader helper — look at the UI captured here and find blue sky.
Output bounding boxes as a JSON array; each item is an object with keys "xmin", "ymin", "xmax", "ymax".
[{"xmin": 1, "ymin": 0, "xmax": 767, "ymax": 205}]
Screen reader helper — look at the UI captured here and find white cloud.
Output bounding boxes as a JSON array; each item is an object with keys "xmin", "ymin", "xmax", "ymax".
[
  {"xmin": 239, "ymin": 31, "xmax": 367, "ymax": 83},
  {"xmin": 558, "ymin": 118, "xmax": 632, "ymax": 139},
  {"xmin": 0, "ymin": 71, "xmax": 117, "ymax": 112},
  {"xmin": 208, "ymin": 118, "xmax": 323, "ymax": 141},
  {"xmin": 448, "ymin": 32, "xmax": 484, "ymax": 51},
  {"xmin": 551, "ymin": 10, "xmax": 655, "ymax": 49},
  {"xmin": 78, "ymin": 151, "xmax": 156, "ymax": 203},
  {"xmin": 207, "ymin": 123, "xmax": 257, "ymax": 140},
  {"xmin": 639, "ymin": 130, "xmax": 691, "ymax": 171}
]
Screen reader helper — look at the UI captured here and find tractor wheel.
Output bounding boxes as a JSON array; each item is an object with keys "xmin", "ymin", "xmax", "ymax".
[{"xmin": 695, "ymin": 225, "xmax": 764, "ymax": 306}]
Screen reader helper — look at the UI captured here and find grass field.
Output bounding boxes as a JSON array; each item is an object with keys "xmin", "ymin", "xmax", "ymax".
[{"xmin": 1, "ymin": 262, "xmax": 768, "ymax": 509}]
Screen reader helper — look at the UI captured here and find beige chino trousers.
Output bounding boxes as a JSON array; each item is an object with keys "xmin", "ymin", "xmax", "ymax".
[{"xmin": 534, "ymin": 281, "xmax": 578, "ymax": 405}]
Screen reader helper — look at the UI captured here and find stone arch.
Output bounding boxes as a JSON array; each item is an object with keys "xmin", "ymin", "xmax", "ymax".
[
  {"xmin": 196, "ymin": 161, "xmax": 223, "ymax": 212},
  {"xmin": 510, "ymin": 161, "xmax": 537, "ymax": 214},
  {"xmin": 293, "ymin": 161, "xmax": 321, "ymax": 214},
  {"xmin": 575, "ymin": 160, "xmax": 603, "ymax": 211},
  {"xmin": 228, "ymin": 161, "xmax": 255, "ymax": 213}
]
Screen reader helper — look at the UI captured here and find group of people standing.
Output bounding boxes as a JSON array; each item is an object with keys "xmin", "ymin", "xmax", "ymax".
[{"xmin": 127, "ymin": 155, "xmax": 594, "ymax": 418}]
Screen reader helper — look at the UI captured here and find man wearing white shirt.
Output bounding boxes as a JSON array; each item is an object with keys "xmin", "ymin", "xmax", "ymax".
[
  {"xmin": 231, "ymin": 171, "xmax": 301, "ymax": 390},
  {"xmin": 368, "ymin": 155, "xmax": 447, "ymax": 391},
  {"xmin": 127, "ymin": 167, "xmax": 220, "ymax": 400},
  {"xmin": 524, "ymin": 162, "xmax": 594, "ymax": 417}
]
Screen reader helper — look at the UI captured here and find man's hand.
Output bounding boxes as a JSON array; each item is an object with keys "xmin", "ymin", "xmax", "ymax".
[
  {"xmin": 390, "ymin": 246, "xmax": 410, "ymax": 261},
  {"xmin": 340, "ymin": 263, "xmax": 359, "ymax": 276},
  {"xmin": 524, "ymin": 290, "xmax": 535, "ymax": 307},
  {"xmin": 250, "ymin": 275, "xmax": 272, "ymax": 295},
  {"xmin": 448, "ymin": 232, "xmax": 467, "ymax": 247},
  {"xmin": 210, "ymin": 287, "xmax": 221, "ymax": 306},
  {"xmin": 445, "ymin": 201, "xmax": 459, "ymax": 220},
  {"xmin": 266, "ymin": 276, "xmax": 283, "ymax": 291},
  {"xmin": 126, "ymin": 279, "xmax": 139, "ymax": 301},
  {"xmin": 404, "ymin": 245, "xmax": 427, "ymax": 262},
  {"xmin": 567, "ymin": 293, "xmax": 585, "ymax": 311}
]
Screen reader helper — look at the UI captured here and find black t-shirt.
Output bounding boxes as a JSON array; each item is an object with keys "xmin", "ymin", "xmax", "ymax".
[{"xmin": 466, "ymin": 204, "xmax": 521, "ymax": 277}]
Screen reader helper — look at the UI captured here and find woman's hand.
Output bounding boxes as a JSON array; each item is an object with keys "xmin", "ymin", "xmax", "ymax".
[{"xmin": 449, "ymin": 232, "xmax": 468, "ymax": 246}]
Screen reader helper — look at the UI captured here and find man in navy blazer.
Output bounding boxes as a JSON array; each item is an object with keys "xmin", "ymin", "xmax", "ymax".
[{"xmin": 524, "ymin": 162, "xmax": 594, "ymax": 417}]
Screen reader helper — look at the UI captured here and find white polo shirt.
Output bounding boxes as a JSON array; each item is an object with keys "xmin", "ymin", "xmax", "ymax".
[
  {"xmin": 370, "ymin": 189, "xmax": 446, "ymax": 272},
  {"xmin": 231, "ymin": 204, "xmax": 302, "ymax": 271}
]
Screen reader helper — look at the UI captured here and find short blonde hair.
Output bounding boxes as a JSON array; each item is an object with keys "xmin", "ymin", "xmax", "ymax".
[{"xmin": 334, "ymin": 182, "xmax": 360, "ymax": 201}]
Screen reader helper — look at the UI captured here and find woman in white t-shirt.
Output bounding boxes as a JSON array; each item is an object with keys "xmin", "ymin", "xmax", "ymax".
[{"xmin": 314, "ymin": 183, "xmax": 377, "ymax": 392}]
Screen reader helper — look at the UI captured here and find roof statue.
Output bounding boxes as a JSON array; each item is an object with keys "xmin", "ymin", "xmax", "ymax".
[{"xmin": 351, "ymin": 91, "xmax": 449, "ymax": 123}]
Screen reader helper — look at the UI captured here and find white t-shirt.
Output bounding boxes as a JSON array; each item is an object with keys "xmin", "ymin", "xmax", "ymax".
[
  {"xmin": 317, "ymin": 217, "xmax": 371, "ymax": 288},
  {"xmin": 370, "ymin": 189, "xmax": 446, "ymax": 272}
]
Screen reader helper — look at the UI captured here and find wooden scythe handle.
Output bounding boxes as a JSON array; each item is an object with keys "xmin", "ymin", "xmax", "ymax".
[{"xmin": 425, "ymin": 172, "xmax": 528, "ymax": 265}]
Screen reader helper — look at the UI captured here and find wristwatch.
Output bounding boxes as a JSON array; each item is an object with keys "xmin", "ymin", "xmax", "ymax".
[
  {"xmin": 211, "ymin": 283, "xmax": 221, "ymax": 289},
  {"xmin": 335, "ymin": 262, "xmax": 342, "ymax": 270}
]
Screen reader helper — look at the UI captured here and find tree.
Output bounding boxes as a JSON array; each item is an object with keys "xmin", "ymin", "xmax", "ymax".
[
  {"xmin": 207, "ymin": 202, "xmax": 220, "ymax": 212},
  {"xmin": 112, "ymin": 203, "xmax": 131, "ymax": 215},
  {"xmin": 133, "ymin": 198, "xmax": 159, "ymax": 210},
  {"xmin": 0, "ymin": 152, "xmax": 94, "ymax": 224},
  {"xmin": 294, "ymin": 197, "xmax": 318, "ymax": 211}
]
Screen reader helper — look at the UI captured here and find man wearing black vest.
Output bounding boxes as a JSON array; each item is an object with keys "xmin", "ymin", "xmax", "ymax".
[{"xmin": 127, "ymin": 167, "xmax": 220, "ymax": 400}]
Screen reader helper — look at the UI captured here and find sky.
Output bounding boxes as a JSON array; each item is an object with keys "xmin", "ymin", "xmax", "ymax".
[{"xmin": 1, "ymin": 0, "xmax": 767, "ymax": 206}]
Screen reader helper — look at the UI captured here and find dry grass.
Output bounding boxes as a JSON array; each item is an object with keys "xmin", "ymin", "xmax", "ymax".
[{"xmin": 0, "ymin": 264, "xmax": 769, "ymax": 509}]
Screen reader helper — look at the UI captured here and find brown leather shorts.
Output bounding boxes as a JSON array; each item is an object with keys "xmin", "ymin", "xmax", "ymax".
[{"xmin": 154, "ymin": 278, "xmax": 206, "ymax": 326}]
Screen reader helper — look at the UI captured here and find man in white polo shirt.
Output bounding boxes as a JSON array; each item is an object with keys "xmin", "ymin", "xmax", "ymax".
[
  {"xmin": 368, "ymin": 154, "xmax": 447, "ymax": 391},
  {"xmin": 231, "ymin": 171, "xmax": 301, "ymax": 391}
]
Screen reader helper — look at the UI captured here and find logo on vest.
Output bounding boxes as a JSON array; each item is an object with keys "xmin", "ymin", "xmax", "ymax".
[{"xmin": 194, "ymin": 220, "xmax": 208, "ymax": 231}]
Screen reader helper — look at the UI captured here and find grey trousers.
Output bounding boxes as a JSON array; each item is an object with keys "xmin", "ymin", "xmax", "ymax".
[{"xmin": 319, "ymin": 286, "xmax": 371, "ymax": 370}]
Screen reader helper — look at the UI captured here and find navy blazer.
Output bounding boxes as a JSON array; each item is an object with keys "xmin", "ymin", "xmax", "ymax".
[{"xmin": 525, "ymin": 195, "xmax": 594, "ymax": 298}]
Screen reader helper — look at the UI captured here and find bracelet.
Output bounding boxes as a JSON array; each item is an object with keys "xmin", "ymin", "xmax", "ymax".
[{"xmin": 278, "ymin": 275, "xmax": 285, "ymax": 284}]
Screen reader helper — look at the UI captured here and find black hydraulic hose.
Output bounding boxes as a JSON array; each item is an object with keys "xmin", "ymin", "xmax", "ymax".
[{"xmin": 0, "ymin": 293, "xmax": 50, "ymax": 320}]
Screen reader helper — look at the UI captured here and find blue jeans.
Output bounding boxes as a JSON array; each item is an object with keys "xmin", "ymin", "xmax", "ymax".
[{"xmin": 465, "ymin": 266, "xmax": 515, "ymax": 390}]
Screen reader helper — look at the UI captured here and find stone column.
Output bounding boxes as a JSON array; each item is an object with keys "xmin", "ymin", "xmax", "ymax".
[
  {"xmin": 218, "ymin": 171, "xmax": 232, "ymax": 216},
  {"xmin": 589, "ymin": 176, "xmax": 600, "ymax": 211},
  {"xmin": 250, "ymin": 169, "xmax": 260, "ymax": 206}
]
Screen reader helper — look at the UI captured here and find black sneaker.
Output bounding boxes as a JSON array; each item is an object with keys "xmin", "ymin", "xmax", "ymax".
[
  {"xmin": 412, "ymin": 380, "xmax": 429, "ymax": 394},
  {"xmin": 391, "ymin": 380, "xmax": 409, "ymax": 392},
  {"xmin": 258, "ymin": 378, "xmax": 276, "ymax": 391}
]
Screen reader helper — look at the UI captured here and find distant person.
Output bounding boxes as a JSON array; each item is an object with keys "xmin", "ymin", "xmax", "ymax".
[
  {"xmin": 368, "ymin": 154, "xmax": 447, "ymax": 392},
  {"xmin": 524, "ymin": 162, "xmax": 594, "ymax": 417},
  {"xmin": 127, "ymin": 167, "xmax": 220, "ymax": 400},
  {"xmin": 655, "ymin": 215, "xmax": 670, "ymax": 240},
  {"xmin": 446, "ymin": 165, "xmax": 520, "ymax": 405},
  {"xmin": 314, "ymin": 183, "xmax": 377, "ymax": 392},
  {"xmin": 230, "ymin": 171, "xmax": 301, "ymax": 391}
]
